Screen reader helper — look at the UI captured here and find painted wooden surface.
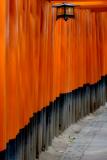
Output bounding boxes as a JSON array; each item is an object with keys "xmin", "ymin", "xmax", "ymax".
[
  {"xmin": 0, "ymin": 0, "xmax": 6, "ymax": 152},
  {"xmin": 0, "ymin": 0, "xmax": 107, "ymax": 151}
]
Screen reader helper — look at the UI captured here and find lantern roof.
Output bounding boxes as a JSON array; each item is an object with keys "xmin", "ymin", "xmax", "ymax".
[{"xmin": 52, "ymin": 3, "xmax": 77, "ymax": 8}]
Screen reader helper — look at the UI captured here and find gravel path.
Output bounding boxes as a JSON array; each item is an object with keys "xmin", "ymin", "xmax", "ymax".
[{"xmin": 39, "ymin": 104, "xmax": 107, "ymax": 160}]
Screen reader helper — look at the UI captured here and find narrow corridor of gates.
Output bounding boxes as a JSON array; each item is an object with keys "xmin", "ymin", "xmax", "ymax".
[{"xmin": 0, "ymin": 0, "xmax": 107, "ymax": 160}]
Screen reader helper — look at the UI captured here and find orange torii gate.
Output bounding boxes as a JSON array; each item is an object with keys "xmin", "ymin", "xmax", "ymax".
[{"xmin": 0, "ymin": 0, "xmax": 107, "ymax": 159}]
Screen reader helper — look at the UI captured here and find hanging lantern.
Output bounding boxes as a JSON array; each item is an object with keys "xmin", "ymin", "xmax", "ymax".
[{"xmin": 52, "ymin": 3, "xmax": 77, "ymax": 21}]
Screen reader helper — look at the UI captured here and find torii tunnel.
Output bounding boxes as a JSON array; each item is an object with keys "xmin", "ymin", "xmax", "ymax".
[{"xmin": 0, "ymin": 0, "xmax": 107, "ymax": 159}]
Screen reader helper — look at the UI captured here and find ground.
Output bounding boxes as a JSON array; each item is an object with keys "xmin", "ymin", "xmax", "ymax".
[{"xmin": 39, "ymin": 104, "xmax": 107, "ymax": 160}]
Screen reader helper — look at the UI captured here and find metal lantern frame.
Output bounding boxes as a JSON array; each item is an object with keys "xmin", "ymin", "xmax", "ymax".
[{"xmin": 52, "ymin": 3, "xmax": 77, "ymax": 21}]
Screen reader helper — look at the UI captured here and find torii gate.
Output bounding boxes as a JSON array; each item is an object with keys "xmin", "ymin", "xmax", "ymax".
[{"xmin": 0, "ymin": 0, "xmax": 107, "ymax": 160}]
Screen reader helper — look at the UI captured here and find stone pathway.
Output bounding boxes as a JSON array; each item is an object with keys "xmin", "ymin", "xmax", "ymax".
[{"xmin": 39, "ymin": 104, "xmax": 107, "ymax": 160}]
